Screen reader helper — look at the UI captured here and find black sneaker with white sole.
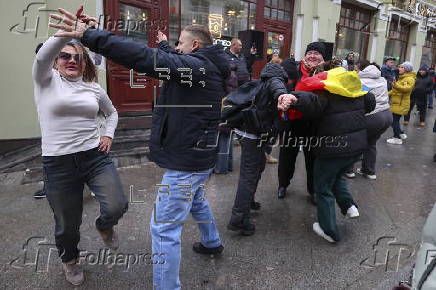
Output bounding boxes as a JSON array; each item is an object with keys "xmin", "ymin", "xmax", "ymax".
[{"xmin": 33, "ymin": 189, "xmax": 46, "ymax": 199}]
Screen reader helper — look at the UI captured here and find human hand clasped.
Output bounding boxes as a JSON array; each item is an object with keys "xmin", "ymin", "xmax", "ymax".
[{"xmin": 277, "ymin": 94, "xmax": 298, "ymax": 111}]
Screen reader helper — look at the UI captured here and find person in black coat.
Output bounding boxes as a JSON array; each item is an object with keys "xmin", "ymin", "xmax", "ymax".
[
  {"xmin": 227, "ymin": 63, "xmax": 294, "ymax": 236},
  {"xmin": 49, "ymin": 12, "xmax": 230, "ymax": 289},
  {"xmin": 224, "ymin": 38, "xmax": 256, "ymax": 86},
  {"xmin": 283, "ymin": 87, "xmax": 376, "ymax": 243},
  {"xmin": 404, "ymin": 65, "xmax": 434, "ymax": 127}
]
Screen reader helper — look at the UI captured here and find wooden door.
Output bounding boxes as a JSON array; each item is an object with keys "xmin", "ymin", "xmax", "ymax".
[{"xmin": 104, "ymin": 0, "xmax": 168, "ymax": 114}]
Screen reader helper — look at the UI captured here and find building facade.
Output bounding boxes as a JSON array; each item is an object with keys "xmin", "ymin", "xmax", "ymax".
[{"xmin": 0, "ymin": 0, "xmax": 435, "ymax": 146}]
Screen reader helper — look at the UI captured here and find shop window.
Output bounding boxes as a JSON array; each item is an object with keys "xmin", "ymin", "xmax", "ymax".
[
  {"xmin": 336, "ymin": 3, "xmax": 371, "ymax": 60},
  {"xmin": 421, "ymin": 30, "xmax": 436, "ymax": 67},
  {"xmin": 169, "ymin": 0, "xmax": 180, "ymax": 46},
  {"xmin": 264, "ymin": 0, "xmax": 293, "ymax": 22},
  {"xmin": 384, "ymin": 16, "xmax": 411, "ymax": 63},
  {"xmin": 180, "ymin": 0, "xmax": 256, "ymax": 39},
  {"xmin": 266, "ymin": 31, "xmax": 285, "ymax": 58},
  {"xmin": 118, "ymin": 4, "xmax": 149, "ymax": 44}
]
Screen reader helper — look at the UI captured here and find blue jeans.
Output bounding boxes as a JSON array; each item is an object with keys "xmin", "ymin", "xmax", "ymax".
[
  {"xmin": 391, "ymin": 113, "xmax": 404, "ymax": 138},
  {"xmin": 150, "ymin": 168, "xmax": 221, "ymax": 290},
  {"xmin": 43, "ymin": 147, "xmax": 128, "ymax": 263},
  {"xmin": 214, "ymin": 131, "xmax": 233, "ymax": 174}
]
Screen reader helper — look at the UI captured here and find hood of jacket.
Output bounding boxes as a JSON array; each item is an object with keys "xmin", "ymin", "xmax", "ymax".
[
  {"xmin": 260, "ymin": 63, "xmax": 288, "ymax": 80},
  {"xmin": 358, "ymin": 65, "xmax": 381, "ymax": 79},
  {"xmin": 197, "ymin": 44, "xmax": 230, "ymax": 80},
  {"xmin": 399, "ymin": 71, "xmax": 416, "ymax": 81}
]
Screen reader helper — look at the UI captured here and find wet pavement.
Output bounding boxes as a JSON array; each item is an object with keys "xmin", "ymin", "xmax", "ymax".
[{"xmin": 1, "ymin": 111, "xmax": 435, "ymax": 290}]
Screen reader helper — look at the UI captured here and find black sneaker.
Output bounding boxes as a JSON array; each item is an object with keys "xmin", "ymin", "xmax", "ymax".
[
  {"xmin": 33, "ymin": 189, "xmax": 46, "ymax": 199},
  {"xmin": 192, "ymin": 242, "xmax": 224, "ymax": 255},
  {"xmin": 277, "ymin": 187, "xmax": 286, "ymax": 199},
  {"xmin": 227, "ymin": 217, "xmax": 255, "ymax": 236},
  {"xmin": 250, "ymin": 201, "xmax": 261, "ymax": 211}
]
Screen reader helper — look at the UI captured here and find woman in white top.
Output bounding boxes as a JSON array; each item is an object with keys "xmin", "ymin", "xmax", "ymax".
[{"xmin": 32, "ymin": 32, "xmax": 128, "ymax": 286}]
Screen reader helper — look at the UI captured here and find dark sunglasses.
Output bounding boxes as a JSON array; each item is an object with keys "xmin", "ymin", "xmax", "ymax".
[{"xmin": 58, "ymin": 52, "xmax": 83, "ymax": 62}]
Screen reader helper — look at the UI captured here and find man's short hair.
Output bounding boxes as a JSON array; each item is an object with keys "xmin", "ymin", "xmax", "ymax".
[
  {"xmin": 183, "ymin": 25, "xmax": 213, "ymax": 46},
  {"xmin": 231, "ymin": 38, "xmax": 241, "ymax": 45}
]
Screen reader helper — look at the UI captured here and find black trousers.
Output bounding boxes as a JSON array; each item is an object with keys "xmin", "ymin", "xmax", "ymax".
[
  {"xmin": 232, "ymin": 137, "xmax": 266, "ymax": 218},
  {"xmin": 278, "ymin": 131, "xmax": 315, "ymax": 195},
  {"xmin": 405, "ymin": 96, "xmax": 428, "ymax": 123}
]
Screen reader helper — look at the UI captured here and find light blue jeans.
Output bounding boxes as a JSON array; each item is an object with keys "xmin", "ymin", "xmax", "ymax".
[{"xmin": 150, "ymin": 168, "xmax": 222, "ymax": 290}]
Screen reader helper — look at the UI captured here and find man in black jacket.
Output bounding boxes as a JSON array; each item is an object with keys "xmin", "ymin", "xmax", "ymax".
[
  {"xmin": 282, "ymin": 86, "xmax": 376, "ymax": 243},
  {"xmin": 404, "ymin": 65, "xmax": 434, "ymax": 127},
  {"xmin": 49, "ymin": 10, "xmax": 229, "ymax": 290},
  {"xmin": 227, "ymin": 63, "xmax": 295, "ymax": 235},
  {"xmin": 225, "ymin": 38, "xmax": 256, "ymax": 86}
]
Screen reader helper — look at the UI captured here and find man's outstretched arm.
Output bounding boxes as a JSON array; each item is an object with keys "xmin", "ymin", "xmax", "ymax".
[{"xmin": 49, "ymin": 9, "xmax": 205, "ymax": 82}]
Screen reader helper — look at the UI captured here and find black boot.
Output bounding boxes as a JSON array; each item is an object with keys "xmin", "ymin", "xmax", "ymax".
[
  {"xmin": 250, "ymin": 201, "xmax": 261, "ymax": 210},
  {"xmin": 433, "ymin": 154, "xmax": 436, "ymax": 162},
  {"xmin": 227, "ymin": 214, "xmax": 255, "ymax": 236},
  {"xmin": 192, "ymin": 242, "xmax": 224, "ymax": 255},
  {"xmin": 277, "ymin": 187, "xmax": 286, "ymax": 199}
]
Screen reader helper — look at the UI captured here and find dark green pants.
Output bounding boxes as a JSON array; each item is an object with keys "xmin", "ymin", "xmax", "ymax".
[{"xmin": 314, "ymin": 156, "xmax": 358, "ymax": 241}]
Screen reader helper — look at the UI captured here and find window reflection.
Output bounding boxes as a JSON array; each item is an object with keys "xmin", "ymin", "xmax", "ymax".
[
  {"xmin": 119, "ymin": 4, "xmax": 149, "ymax": 44},
  {"xmin": 180, "ymin": 0, "xmax": 256, "ymax": 38}
]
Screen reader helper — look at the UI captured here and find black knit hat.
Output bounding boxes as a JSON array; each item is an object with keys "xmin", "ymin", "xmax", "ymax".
[
  {"xmin": 281, "ymin": 57, "xmax": 299, "ymax": 80},
  {"xmin": 305, "ymin": 42, "xmax": 326, "ymax": 60}
]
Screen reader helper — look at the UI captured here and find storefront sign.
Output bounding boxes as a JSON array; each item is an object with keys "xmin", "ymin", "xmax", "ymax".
[
  {"xmin": 208, "ymin": 14, "xmax": 223, "ymax": 39},
  {"xmin": 213, "ymin": 39, "xmax": 231, "ymax": 48}
]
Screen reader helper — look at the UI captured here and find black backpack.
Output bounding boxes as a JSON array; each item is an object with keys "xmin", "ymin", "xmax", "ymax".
[{"xmin": 221, "ymin": 79, "xmax": 274, "ymax": 134}]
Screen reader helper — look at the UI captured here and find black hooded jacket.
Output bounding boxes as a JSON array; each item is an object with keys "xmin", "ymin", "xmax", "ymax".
[
  {"xmin": 223, "ymin": 63, "xmax": 288, "ymax": 134},
  {"xmin": 411, "ymin": 72, "xmax": 433, "ymax": 101},
  {"xmin": 82, "ymin": 29, "xmax": 230, "ymax": 171}
]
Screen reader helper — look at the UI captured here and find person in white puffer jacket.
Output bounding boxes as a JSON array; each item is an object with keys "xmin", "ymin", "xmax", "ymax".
[{"xmin": 345, "ymin": 60, "xmax": 392, "ymax": 180}]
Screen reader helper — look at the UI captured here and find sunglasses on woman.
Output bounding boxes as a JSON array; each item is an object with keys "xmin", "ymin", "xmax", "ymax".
[{"xmin": 58, "ymin": 52, "xmax": 83, "ymax": 62}]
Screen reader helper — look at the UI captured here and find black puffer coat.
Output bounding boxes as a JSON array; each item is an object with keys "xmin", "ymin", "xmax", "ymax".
[{"xmin": 290, "ymin": 90, "xmax": 376, "ymax": 158}]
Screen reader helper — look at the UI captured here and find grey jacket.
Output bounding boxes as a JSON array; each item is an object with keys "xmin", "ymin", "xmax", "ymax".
[{"xmin": 358, "ymin": 65, "xmax": 390, "ymax": 115}]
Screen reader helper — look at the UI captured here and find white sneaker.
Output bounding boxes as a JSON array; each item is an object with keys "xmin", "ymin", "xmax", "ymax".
[
  {"xmin": 399, "ymin": 133, "xmax": 407, "ymax": 140},
  {"xmin": 312, "ymin": 222, "xmax": 335, "ymax": 243},
  {"xmin": 346, "ymin": 205, "xmax": 360, "ymax": 219},
  {"xmin": 345, "ymin": 172, "xmax": 356, "ymax": 178},
  {"xmin": 365, "ymin": 174, "xmax": 376, "ymax": 180},
  {"xmin": 387, "ymin": 138, "xmax": 403, "ymax": 145},
  {"xmin": 356, "ymin": 168, "xmax": 376, "ymax": 180}
]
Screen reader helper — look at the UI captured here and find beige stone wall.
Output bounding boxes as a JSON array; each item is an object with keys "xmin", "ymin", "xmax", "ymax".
[{"xmin": 0, "ymin": 0, "xmax": 99, "ymax": 140}]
